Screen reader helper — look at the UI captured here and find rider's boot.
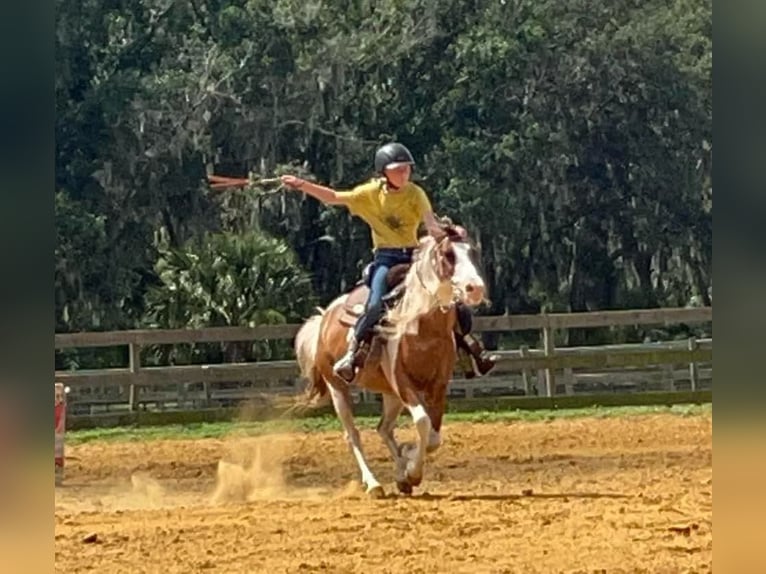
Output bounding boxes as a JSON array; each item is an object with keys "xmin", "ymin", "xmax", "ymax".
[
  {"xmin": 333, "ymin": 337, "xmax": 370, "ymax": 383},
  {"xmin": 455, "ymin": 333, "xmax": 498, "ymax": 379}
]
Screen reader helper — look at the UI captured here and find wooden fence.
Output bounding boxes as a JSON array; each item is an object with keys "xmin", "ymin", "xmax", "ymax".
[{"xmin": 55, "ymin": 306, "xmax": 712, "ymax": 416}]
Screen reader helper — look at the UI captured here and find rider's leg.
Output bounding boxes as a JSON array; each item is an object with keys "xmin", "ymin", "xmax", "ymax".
[
  {"xmin": 354, "ymin": 262, "xmax": 390, "ymax": 342},
  {"xmin": 453, "ymin": 302, "xmax": 498, "ymax": 378},
  {"xmin": 333, "ymin": 263, "xmax": 391, "ymax": 382}
]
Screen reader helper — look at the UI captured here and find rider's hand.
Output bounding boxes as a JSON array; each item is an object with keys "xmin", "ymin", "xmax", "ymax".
[
  {"xmin": 280, "ymin": 175, "xmax": 305, "ymax": 190},
  {"xmin": 431, "ymin": 227, "xmax": 448, "ymax": 242}
]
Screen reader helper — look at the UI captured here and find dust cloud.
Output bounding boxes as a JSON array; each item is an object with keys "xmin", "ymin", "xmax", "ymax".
[{"xmin": 211, "ymin": 434, "xmax": 336, "ymax": 504}]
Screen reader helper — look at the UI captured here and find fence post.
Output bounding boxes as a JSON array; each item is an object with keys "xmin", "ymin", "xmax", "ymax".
[
  {"xmin": 520, "ymin": 345, "xmax": 531, "ymax": 395},
  {"xmin": 128, "ymin": 343, "xmax": 141, "ymax": 411},
  {"xmin": 563, "ymin": 368, "xmax": 575, "ymax": 395},
  {"xmin": 202, "ymin": 382, "xmax": 211, "ymax": 407},
  {"xmin": 688, "ymin": 337, "xmax": 699, "ymax": 391},
  {"xmin": 542, "ymin": 319, "xmax": 556, "ymax": 397},
  {"xmin": 662, "ymin": 363, "xmax": 675, "ymax": 391}
]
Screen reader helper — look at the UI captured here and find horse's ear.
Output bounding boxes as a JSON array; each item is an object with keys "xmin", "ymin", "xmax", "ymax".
[
  {"xmin": 443, "ymin": 225, "xmax": 466, "ymax": 243},
  {"xmin": 437, "ymin": 215, "xmax": 454, "ymax": 227}
]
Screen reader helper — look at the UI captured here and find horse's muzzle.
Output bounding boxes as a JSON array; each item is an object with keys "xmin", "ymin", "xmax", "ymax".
[{"xmin": 462, "ymin": 282, "xmax": 485, "ymax": 306}]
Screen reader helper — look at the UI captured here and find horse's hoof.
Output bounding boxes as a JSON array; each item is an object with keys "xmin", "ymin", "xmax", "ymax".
[
  {"xmin": 366, "ymin": 485, "xmax": 386, "ymax": 499},
  {"xmin": 406, "ymin": 474, "xmax": 423, "ymax": 487},
  {"xmin": 404, "ymin": 461, "xmax": 424, "ymax": 487},
  {"xmin": 396, "ymin": 480, "xmax": 414, "ymax": 495}
]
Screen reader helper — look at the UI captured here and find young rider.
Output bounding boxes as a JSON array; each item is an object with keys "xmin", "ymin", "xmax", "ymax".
[{"xmin": 280, "ymin": 142, "xmax": 496, "ymax": 382}]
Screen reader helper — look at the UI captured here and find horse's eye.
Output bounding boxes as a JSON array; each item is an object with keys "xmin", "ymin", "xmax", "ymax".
[{"xmin": 444, "ymin": 250, "xmax": 456, "ymax": 265}]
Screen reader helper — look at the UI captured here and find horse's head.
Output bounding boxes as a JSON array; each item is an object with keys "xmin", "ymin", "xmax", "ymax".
[
  {"xmin": 412, "ymin": 221, "xmax": 486, "ymax": 309},
  {"xmin": 385, "ymin": 221, "xmax": 487, "ymax": 337},
  {"xmin": 430, "ymin": 224, "xmax": 487, "ymax": 307}
]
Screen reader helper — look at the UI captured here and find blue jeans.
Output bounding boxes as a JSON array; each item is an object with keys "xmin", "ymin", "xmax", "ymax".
[{"xmin": 353, "ymin": 247, "xmax": 414, "ymax": 342}]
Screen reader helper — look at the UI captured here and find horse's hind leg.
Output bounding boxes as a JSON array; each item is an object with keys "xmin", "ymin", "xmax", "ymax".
[
  {"xmin": 327, "ymin": 384, "xmax": 385, "ymax": 498},
  {"xmin": 377, "ymin": 393, "xmax": 407, "ymax": 483}
]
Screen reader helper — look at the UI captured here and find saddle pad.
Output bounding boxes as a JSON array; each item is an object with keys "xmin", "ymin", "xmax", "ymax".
[{"xmin": 339, "ymin": 284, "xmax": 370, "ymax": 327}]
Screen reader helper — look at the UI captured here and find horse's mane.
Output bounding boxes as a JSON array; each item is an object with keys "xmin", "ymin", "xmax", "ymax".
[{"xmin": 383, "ymin": 235, "xmax": 455, "ymax": 338}]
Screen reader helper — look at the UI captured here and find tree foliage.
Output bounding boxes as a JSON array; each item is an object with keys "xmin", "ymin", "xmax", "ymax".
[
  {"xmin": 142, "ymin": 230, "xmax": 315, "ymax": 363},
  {"xmin": 55, "ymin": 0, "xmax": 712, "ymax": 351}
]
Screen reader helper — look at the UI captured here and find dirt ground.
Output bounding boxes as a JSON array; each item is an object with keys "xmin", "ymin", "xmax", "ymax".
[{"xmin": 54, "ymin": 413, "xmax": 712, "ymax": 573}]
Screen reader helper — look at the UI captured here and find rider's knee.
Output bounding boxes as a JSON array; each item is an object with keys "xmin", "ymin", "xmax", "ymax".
[
  {"xmin": 366, "ymin": 300, "xmax": 385, "ymax": 318},
  {"xmin": 361, "ymin": 262, "xmax": 374, "ymax": 286}
]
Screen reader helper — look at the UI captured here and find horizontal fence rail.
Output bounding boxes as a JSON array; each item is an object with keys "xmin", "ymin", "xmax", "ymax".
[
  {"xmin": 55, "ymin": 307, "xmax": 712, "ymax": 349},
  {"xmin": 56, "ymin": 340, "xmax": 713, "ymax": 386},
  {"xmin": 55, "ymin": 307, "xmax": 712, "ymax": 416}
]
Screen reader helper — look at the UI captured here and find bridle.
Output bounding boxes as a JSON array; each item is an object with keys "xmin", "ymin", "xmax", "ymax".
[{"xmin": 414, "ymin": 235, "xmax": 469, "ymax": 313}]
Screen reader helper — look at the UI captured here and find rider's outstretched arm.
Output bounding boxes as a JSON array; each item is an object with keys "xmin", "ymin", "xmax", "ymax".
[{"xmin": 280, "ymin": 175, "xmax": 345, "ymax": 205}]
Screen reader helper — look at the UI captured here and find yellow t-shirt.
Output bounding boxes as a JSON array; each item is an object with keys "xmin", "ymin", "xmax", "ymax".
[{"xmin": 338, "ymin": 179, "xmax": 433, "ymax": 249}]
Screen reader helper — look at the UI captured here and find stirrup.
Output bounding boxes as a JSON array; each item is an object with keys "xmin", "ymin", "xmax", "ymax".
[
  {"xmin": 333, "ymin": 351, "xmax": 357, "ymax": 382},
  {"xmin": 469, "ymin": 352, "xmax": 498, "ymax": 377},
  {"xmin": 333, "ymin": 341, "xmax": 370, "ymax": 383}
]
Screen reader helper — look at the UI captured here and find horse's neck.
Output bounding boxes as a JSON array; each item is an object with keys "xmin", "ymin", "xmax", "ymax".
[
  {"xmin": 405, "ymin": 300, "xmax": 457, "ymax": 344},
  {"xmin": 411, "ymin": 305, "xmax": 456, "ymax": 338}
]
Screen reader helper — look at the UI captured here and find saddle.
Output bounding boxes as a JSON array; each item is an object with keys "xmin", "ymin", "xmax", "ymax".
[{"xmin": 338, "ymin": 263, "xmax": 410, "ymax": 329}]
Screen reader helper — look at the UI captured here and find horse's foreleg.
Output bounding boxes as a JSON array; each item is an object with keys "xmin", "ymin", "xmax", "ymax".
[
  {"xmin": 377, "ymin": 393, "xmax": 406, "ymax": 482},
  {"xmin": 382, "ymin": 338, "xmax": 432, "ymax": 493},
  {"xmin": 401, "ymin": 398, "xmax": 432, "ymax": 489},
  {"xmin": 424, "ymin": 382, "xmax": 449, "ymax": 454},
  {"xmin": 327, "ymin": 385, "xmax": 385, "ymax": 498}
]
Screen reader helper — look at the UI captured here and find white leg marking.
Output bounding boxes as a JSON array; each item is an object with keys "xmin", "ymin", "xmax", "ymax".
[
  {"xmin": 404, "ymin": 403, "xmax": 432, "ymax": 482},
  {"xmin": 328, "ymin": 385, "xmax": 382, "ymax": 493},
  {"xmin": 381, "ymin": 337, "xmax": 431, "ymax": 485}
]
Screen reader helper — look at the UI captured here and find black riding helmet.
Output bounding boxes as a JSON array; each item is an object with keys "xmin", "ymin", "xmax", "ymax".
[{"xmin": 374, "ymin": 142, "xmax": 415, "ymax": 174}]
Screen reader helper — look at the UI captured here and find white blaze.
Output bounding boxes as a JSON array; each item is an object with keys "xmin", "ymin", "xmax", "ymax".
[{"xmin": 451, "ymin": 243, "xmax": 485, "ymax": 305}]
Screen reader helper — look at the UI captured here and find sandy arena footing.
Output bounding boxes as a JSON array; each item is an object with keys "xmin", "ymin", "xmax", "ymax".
[{"xmin": 55, "ymin": 413, "xmax": 712, "ymax": 573}]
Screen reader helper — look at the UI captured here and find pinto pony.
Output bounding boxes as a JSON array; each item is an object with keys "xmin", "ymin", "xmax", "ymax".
[{"xmin": 294, "ymin": 226, "xmax": 487, "ymax": 496}]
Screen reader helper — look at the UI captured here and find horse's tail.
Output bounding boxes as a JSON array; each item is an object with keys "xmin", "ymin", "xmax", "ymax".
[{"xmin": 294, "ymin": 308, "xmax": 328, "ymax": 404}]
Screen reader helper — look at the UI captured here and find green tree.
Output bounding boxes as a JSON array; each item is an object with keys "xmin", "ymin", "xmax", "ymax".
[{"xmin": 144, "ymin": 230, "xmax": 316, "ymax": 364}]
